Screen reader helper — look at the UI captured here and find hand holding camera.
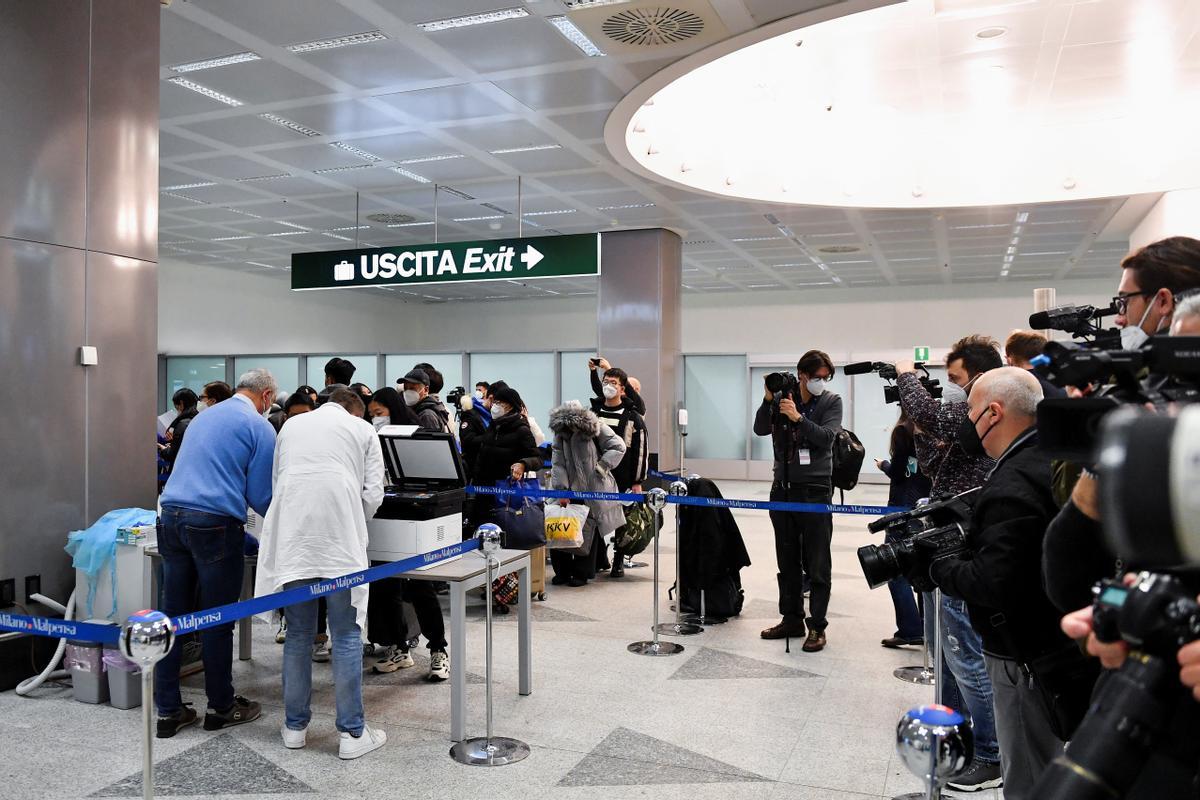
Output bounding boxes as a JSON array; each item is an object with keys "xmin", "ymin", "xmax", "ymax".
[{"xmin": 777, "ymin": 395, "xmax": 801, "ymax": 422}]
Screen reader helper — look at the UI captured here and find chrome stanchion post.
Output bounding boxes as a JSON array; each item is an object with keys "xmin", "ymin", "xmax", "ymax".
[
  {"xmin": 893, "ymin": 703, "xmax": 973, "ymax": 800},
  {"xmin": 120, "ymin": 610, "xmax": 175, "ymax": 800},
  {"xmin": 655, "ymin": 481, "xmax": 702, "ymax": 637},
  {"xmin": 628, "ymin": 489, "xmax": 684, "ymax": 656},
  {"xmin": 895, "ymin": 592, "xmax": 935, "ymax": 685},
  {"xmin": 450, "ymin": 524, "xmax": 531, "ymax": 766}
]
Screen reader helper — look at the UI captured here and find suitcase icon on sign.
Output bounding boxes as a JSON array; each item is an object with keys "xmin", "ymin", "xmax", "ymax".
[{"xmin": 334, "ymin": 260, "xmax": 355, "ymax": 281}]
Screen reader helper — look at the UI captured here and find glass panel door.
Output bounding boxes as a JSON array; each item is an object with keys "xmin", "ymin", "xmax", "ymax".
[
  {"xmin": 684, "ymin": 355, "xmax": 748, "ymax": 459},
  {"xmin": 468, "ymin": 353, "xmax": 556, "ymax": 433},
  {"xmin": 165, "ymin": 357, "xmax": 227, "ymax": 411},
  {"xmin": 233, "ymin": 356, "xmax": 299, "ymax": 402}
]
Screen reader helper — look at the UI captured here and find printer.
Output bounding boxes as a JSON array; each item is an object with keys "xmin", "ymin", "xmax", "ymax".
[{"xmin": 366, "ymin": 425, "xmax": 467, "ymax": 567}]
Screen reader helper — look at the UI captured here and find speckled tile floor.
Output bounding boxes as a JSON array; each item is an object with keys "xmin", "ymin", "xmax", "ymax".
[{"xmin": 0, "ymin": 482, "xmax": 1003, "ymax": 800}]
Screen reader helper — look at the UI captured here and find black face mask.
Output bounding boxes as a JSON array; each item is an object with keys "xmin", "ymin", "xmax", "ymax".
[{"xmin": 958, "ymin": 408, "xmax": 993, "ymax": 458}]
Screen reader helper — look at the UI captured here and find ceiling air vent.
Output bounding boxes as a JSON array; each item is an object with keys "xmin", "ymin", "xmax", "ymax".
[
  {"xmin": 366, "ymin": 213, "xmax": 415, "ymax": 225},
  {"xmin": 602, "ymin": 8, "xmax": 704, "ymax": 46},
  {"xmin": 817, "ymin": 245, "xmax": 862, "ymax": 254}
]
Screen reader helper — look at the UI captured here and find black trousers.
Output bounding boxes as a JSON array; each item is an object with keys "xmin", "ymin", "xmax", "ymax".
[
  {"xmin": 769, "ymin": 480, "xmax": 833, "ymax": 630},
  {"xmin": 368, "ymin": 577, "xmax": 447, "ymax": 651}
]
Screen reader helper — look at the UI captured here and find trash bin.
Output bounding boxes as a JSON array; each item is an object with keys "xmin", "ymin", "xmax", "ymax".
[
  {"xmin": 65, "ymin": 639, "xmax": 110, "ymax": 705},
  {"xmin": 103, "ymin": 648, "xmax": 141, "ymax": 710}
]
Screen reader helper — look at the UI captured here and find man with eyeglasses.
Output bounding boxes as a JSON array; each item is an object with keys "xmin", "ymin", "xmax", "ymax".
[{"xmin": 1111, "ymin": 236, "xmax": 1200, "ymax": 350}]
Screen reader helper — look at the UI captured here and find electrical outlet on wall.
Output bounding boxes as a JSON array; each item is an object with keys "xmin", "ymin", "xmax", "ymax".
[
  {"xmin": 0, "ymin": 579, "xmax": 14, "ymax": 608},
  {"xmin": 25, "ymin": 575, "xmax": 40, "ymax": 604}
]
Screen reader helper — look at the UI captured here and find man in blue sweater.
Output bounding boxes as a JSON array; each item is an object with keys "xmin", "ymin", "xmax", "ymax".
[{"xmin": 156, "ymin": 369, "xmax": 277, "ymax": 738}]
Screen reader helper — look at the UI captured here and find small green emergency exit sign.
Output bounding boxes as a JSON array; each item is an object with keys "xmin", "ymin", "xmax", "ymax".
[{"xmin": 914, "ymin": 346, "xmax": 930, "ymax": 361}]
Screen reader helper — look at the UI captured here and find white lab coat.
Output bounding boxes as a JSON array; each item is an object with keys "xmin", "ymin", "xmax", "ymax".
[{"xmin": 255, "ymin": 403, "xmax": 385, "ymax": 631}]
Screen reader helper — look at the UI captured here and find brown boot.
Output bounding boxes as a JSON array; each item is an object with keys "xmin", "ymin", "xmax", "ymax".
[
  {"xmin": 802, "ymin": 629, "xmax": 827, "ymax": 652},
  {"xmin": 760, "ymin": 620, "xmax": 806, "ymax": 640}
]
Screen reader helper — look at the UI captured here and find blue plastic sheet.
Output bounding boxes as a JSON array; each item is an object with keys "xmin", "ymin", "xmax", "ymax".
[{"xmin": 64, "ymin": 508, "xmax": 156, "ymax": 619}]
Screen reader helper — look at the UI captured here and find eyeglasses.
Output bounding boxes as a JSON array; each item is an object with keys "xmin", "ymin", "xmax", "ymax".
[
  {"xmin": 1112, "ymin": 291, "xmax": 1153, "ymax": 316},
  {"xmin": 198, "ymin": 394, "xmax": 210, "ymax": 402}
]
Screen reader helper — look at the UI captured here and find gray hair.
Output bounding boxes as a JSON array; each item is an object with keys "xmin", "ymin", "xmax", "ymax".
[
  {"xmin": 975, "ymin": 366, "xmax": 1042, "ymax": 419},
  {"xmin": 1175, "ymin": 291, "xmax": 1200, "ymax": 324},
  {"xmin": 236, "ymin": 368, "xmax": 278, "ymax": 395}
]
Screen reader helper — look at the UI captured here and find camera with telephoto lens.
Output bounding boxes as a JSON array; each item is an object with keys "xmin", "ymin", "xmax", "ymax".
[
  {"xmin": 446, "ymin": 386, "xmax": 467, "ymax": 413},
  {"xmin": 764, "ymin": 371, "xmax": 799, "ymax": 419},
  {"xmin": 1029, "ymin": 303, "xmax": 1120, "ymax": 343},
  {"xmin": 857, "ymin": 489, "xmax": 977, "ymax": 592},
  {"xmin": 843, "ymin": 361, "xmax": 943, "ymax": 404},
  {"xmin": 1032, "ymin": 336, "xmax": 1200, "ymax": 463},
  {"xmin": 1032, "ymin": 572, "xmax": 1200, "ymax": 800}
]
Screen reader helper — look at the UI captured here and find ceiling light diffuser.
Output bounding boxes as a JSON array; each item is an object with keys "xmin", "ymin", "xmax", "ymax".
[
  {"xmin": 258, "ymin": 114, "xmax": 322, "ymax": 137},
  {"xmin": 387, "ymin": 221, "xmax": 435, "ymax": 228},
  {"xmin": 166, "ymin": 77, "xmax": 243, "ymax": 106},
  {"xmin": 170, "ymin": 52, "xmax": 260, "ymax": 73},
  {"xmin": 330, "ymin": 141, "xmax": 382, "ymax": 162},
  {"xmin": 286, "ymin": 30, "xmax": 388, "ymax": 53},
  {"xmin": 312, "ymin": 164, "xmax": 375, "ymax": 174},
  {"xmin": 489, "ymin": 144, "xmax": 562, "ymax": 154},
  {"xmin": 161, "ymin": 182, "xmax": 216, "ymax": 191},
  {"xmin": 596, "ymin": 203, "xmax": 656, "ymax": 210},
  {"xmin": 417, "ymin": 8, "xmax": 529, "ymax": 32},
  {"xmin": 388, "ymin": 166, "xmax": 431, "ymax": 184},
  {"xmin": 236, "ymin": 173, "xmax": 293, "ymax": 182},
  {"xmin": 522, "ymin": 209, "xmax": 576, "ymax": 217},
  {"xmin": 547, "ymin": 15, "xmax": 605, "ymax": 57},
  {"xmin": 454, "ymin": 215, "xmax": 506, "ymax": 222},
  {"xmin": 398, "ymin": 154, "xmax": 464, "ymax": 164},
  {"xmin": 439, "ymin": 187, "xmax": 476, "ymax": 200}
]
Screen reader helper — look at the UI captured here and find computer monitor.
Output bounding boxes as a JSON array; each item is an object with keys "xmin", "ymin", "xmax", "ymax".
[{"xmin": 378, "ymin": 430, "xmax": 465, "ymax": 488}]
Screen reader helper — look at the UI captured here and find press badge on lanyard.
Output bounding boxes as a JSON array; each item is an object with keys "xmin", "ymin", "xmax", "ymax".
[{"xmin": 795, "ymin": 449, "xmax": 811, "ymax": 466}]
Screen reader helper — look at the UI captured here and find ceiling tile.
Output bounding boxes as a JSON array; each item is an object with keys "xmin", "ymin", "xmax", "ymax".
[
  {"xmin": 298, "ymin": 40, "xmax": 452, "ymax": 90},
  {"xmin": 429, "ymin": 17, "xmax": 585, "ymax": 73},
  {"xmin": 375, "ymin": 83, "xmax": 510, "ymax": 122},
  {"xmin": 187, "ymin": 61, "xmax": 332, "ymax": 104},
  {"xmin": 194, "ymin": 0, "xmax": 375, "ymax": 47},
  {"xmin": 493, "ymin": 70, "xmax": 626, "ymax": 112}
]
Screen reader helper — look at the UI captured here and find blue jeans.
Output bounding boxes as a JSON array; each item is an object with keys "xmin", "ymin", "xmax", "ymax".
[
  {"xmin": 885, "ymin": 531, "xmax": 923, "ymax": 639},
  {"xmin": 154, "ymin": 507, "xmax": 246, "ymax": 716},
  {"xmin": 924, "ymin": 592, "xmax": 1000, "ymax": 764},
  {"xmin": 282, "ymin": 581, "xmax": 364, "ymax": 735}
]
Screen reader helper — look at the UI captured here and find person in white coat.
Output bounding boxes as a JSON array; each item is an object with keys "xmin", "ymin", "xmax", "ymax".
[{"xmin": 254, "ymin": 388, "xmax": 387, "ymax": 760}]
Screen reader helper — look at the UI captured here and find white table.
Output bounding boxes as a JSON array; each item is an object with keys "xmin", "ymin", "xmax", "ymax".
[{"xmin": 399, "ymin": 547, "xmax": 533, "ymax": 742}]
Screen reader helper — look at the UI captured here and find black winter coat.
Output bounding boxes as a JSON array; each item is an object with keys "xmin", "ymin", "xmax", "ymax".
[
  {"xmin": 473, "ymin": 414, "xmax": 543, "ymax": 485},
  {"xmin": 679, "ymin": 478, "xmax": 751, "ymax": 588},
  {"xmin": 164, "ymin": 408, "xmax": 198, "ymax": 468},
  {"xmin": 879, "ymin": 432, "xmax": 932, "ymax": 509},
  {"xmin": 457, "ymin": 408, "xmax": 488, "ymax": 480}
]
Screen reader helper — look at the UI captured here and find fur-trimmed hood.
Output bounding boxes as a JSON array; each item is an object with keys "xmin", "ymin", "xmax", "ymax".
[{"xmin": 549, "ymin": 401, "xmax": 601, "ymax": 437}]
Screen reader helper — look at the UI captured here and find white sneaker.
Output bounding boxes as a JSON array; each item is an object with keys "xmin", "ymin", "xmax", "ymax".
[
  {"xmin": 339, "ymin": 724, "xmax": 387, "ymax": 760},
  {"xmin": 275, "ymin": 618, "xmax": 287, "ymax": 644},
  {"xmin": 312, "ymin": 638, "xmax": 331, "ymax": 663},
  {"xmin": 373, "ymin": 646, "xmax": 415, "ymax": 674},
  {"xmin": 429, "ymin": 649, "xmax": 449, "ymax": 682},
  {"xmin": 281, "ymin": 724, "xmax": 307, "ymax": 749}
]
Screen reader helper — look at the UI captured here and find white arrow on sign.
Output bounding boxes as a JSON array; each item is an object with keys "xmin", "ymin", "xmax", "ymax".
[{"xmin": 520, "ymin": 244, "xmax": 544, "ymax": 271}]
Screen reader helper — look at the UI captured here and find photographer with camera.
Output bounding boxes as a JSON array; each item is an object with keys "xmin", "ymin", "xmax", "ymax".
[
  {"xmin": 753, "ymin": 350, "xmax": 842, "ymax": 652},
  {"xmin": 894, "ymin": 334, "xmax": 1004, "ymax": 792},
  {"xmin": 908, "ymin": 367, "xmax": 1097, "ymax": 800}
]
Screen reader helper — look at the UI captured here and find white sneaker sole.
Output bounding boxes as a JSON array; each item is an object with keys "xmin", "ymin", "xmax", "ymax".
[
  {"xmin": 948, "ymin": 777, "xmax": 1004, "ymax": 792},
  {"xmin": 281, "ymin": 726, "xmax": 307, "ymax": 750},
  {"xmin": 339, "ymin": 733, "xmax": 387, "ymax": 760},
  {"xmin": 428, "ymin": 671, "xmax": 449, "ymax": 682}
]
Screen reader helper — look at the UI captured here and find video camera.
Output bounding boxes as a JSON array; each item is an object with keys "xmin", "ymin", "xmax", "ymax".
[
  {"xmin": 445, "ymin": 386, "xmax": 467, "ymax": 415},
  {"xmin": 843, "ymin": 361, "xmax": 943, "ymax": 404},
  {"xmin": 1029, "ymin": 303, "xmax": 1119, "ymax": 343},
  {"xmin": 1032, "ymin": 336, "xmax": 1200, "ymax": 462},
  {"xmin": 856, "ymin": 489, "xmax": 978, "ymax": 592}
]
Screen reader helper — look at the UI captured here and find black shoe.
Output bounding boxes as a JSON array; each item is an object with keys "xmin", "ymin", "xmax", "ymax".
[
  {"xmin": 609, "ymin": 560, "xmax": 625, "ymax": 578},
  {"xmin": 203, "ymin": 695, "xmax": 262, "ymax": 731},
  {"xmin": 760, "ymin": 621, "xmax": 806, "ymax": 640},
  {"xmin": 566, "ymin": 576, "xmax": 587, "ymax": 587},
  {"xmin": 551, "ymin": 575, "xmax": 568, "ymax": 586},
  {"xmin": 157, "ymin": 704, "xmax": 198, "ymax": 739},
  {"xmin": 947, "ymin": 759, "xmax": 1003, "ymax": 792},
  {"xmin": 881, "ymin": 635, "xmax": 924, "ymax": 649}
]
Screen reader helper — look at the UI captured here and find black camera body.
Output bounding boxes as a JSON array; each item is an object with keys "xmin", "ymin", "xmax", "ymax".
[
  {"xmin": 844, "ymin": 361, "xmax": 942, "ymax": 404},
  {"xmin": 1029, "ymin": 303, "xmax": 1119, "ymax": 342},
  {"xmin": 857, "ymin": 489, "xmax": 977, "ymax": 592},
  {"xmin": 445, "ymin": 385, "xmax": 467, "ymax": 412},
  {"xmin": 1092, "ymin": 573, "xmax": 1200, "ymax": 654},
  {"xmin": 764, "ymin": 371, "xmax": 799, "ymax": 419}
]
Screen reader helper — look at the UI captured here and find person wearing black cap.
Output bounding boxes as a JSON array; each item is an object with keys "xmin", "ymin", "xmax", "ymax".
[{"xmin": 400, "ymin": 368, "xmax": 450, "ymax": 434}]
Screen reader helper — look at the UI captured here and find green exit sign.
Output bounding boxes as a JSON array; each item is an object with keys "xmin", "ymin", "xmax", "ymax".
[
  {"xmin": 914, "ymin": 346, "xmax": 930, "ymax": 361},
  {"xmin": 291, "ymin": 233, "xmax": 600, "ymax": 291}
]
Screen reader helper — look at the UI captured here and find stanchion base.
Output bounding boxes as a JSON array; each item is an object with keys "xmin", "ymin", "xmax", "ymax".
[
  {"xmin": 654, "ymin": 622, "xmax": 704, "ymax": 637},
  {"xmin": 684, "ymin": 613, "xmax": 727, "ymax": 625},
  {"xmin": 894, "ymin": 666, "xmax": 936, "ymax": 685},
  {"xmin": 449, "ymin": 736, "xmax": 531, "ymax": 766},
  {"xmin": 626, "ymin": 561, "xmax": 649, "ymax": 569},
  {"xmin": 628, "ymin": 640, "xmax": 685, "ymax": 656},
  {"xmin": 891, "ymin": 791, "xmax": 960, "ymax": 799}
]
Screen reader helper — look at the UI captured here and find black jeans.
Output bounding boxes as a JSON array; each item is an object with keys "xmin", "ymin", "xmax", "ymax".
[
  {"xmin": 154, "ymin": 507, "xmax": 245, "ymax": 715},
  {"xmin": 368, "ymin": 577, "xmax": 446, "ymax": 651},
  {"xmin": 769, "ymin": 481, "xmax": 833, "ymax": 631}
]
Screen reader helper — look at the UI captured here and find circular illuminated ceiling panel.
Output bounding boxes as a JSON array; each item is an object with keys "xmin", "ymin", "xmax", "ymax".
[{"xmin": 607, "ymin": 0, "xmax": 1200, "ymax": 209}]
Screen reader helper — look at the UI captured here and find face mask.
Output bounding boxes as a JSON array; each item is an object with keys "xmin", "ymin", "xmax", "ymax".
[
  {"xmin": 403, "ymin": 389, "xmax": 420, "ymax": 407},
  {"xmin": 958, "ymin": 408, "xmax": 993, "ymax": 458},
  {"xmin": 491, "ymin": 404, "xmax": 508, "ymax": 419},
  {"xmin": 602, "ymin": 383, "xmax": 620, "ymax": 400},
  {"xmin": 474, "ymin": 390, "xmax": 484, "ymax": 400},
  {"xmin": 372, "ymin": 416, "xmax": 390, "ymax": 431},
  {"xmin": 197, "ymin": 400, "xmax": 209, "ymax": 412},
  {"xmin": 1120, "ymin": 299, "xmax": 1158, "ymax": 351},
  {"xmin": 806, "ymin": 377, "xmax": 827, "ymax": 396},
  {"xmin": 941, "ymin": 382, "xmax": 967, "ymax": 405}
]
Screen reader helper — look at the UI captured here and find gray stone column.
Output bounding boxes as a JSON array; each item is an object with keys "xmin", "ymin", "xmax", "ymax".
[
  {"xmin": 0, "ymin": 0, "xmax": 159, "ymax": 634},
  {"xmin": 597, "ymin": 229, "xmax": 683, "ymax": 475}
]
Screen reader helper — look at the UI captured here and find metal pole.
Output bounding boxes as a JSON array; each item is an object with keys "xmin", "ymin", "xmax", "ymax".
[
  {"xmin": 484, "ymin": 549, "xmax": 494, "ymax": 746},
  {"xmin": 629, "ymin": 490, "xmax": 683, "ymax": 656},
  {"xmin": 142, "ymin": 667, "xmax": 154, "ymax": 800},
  {"xmin": 656, "ymin": 481, "xmax": 701, "ymax": 637},
  {"xmin": 517, "ymin": 176, "xmax": 523, "ymax": 239},
  {"xmin": 120, "ymin": 611, "xmax": 174, "ymax": 800},
  {"xmin": 933, "ymin": 589, "xmax": 943, "ymax": 701},
  {"xmin": 434, "ymin": 184, "xmax": 440, "ymax": 244},
  {"xmin": 927, "ymin": 733, "xmax": 941, "ymax": 800},
  {"xmin": 894, "ymin": 592, "xmax": 935, "ymax": 685}
]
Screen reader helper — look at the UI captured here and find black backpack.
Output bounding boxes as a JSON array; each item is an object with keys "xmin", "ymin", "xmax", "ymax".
[{"xmin": 831, "ymin": 428, "xmax": 866, "ymax": 499}]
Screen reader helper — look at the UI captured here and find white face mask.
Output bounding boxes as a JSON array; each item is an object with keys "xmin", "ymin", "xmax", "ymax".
[
  {"xmin": 491, "ymin": 403, "xmax": 508, "ymax": 419},
  {"xmin": 805, "ymin": 377, "xmax": 828, "ymax": 396},
  {"xmin": 941, "ymin": 382, "xmax": 967, "ymax": 405},
  {"xmin": 403, "ymin": 389, "xmax": 420, "ymax": 407},
  {"xmin": 372, "ymin": 416, "xmax": 390, "ymax": 431},
  {"xmin": 196, "ymin": 400, "xmax": 208, "ymax": 412},
  {"xmin": 602, "ymin": 383, "xmax": 620, "ymax": 400},
  {"xmin": 1120, "ymin": 299, "xmax": 1158, "ymax": 351},
  {"xmin": 474, "ymin": 389, "xmax": 484, "ymax": 400}
]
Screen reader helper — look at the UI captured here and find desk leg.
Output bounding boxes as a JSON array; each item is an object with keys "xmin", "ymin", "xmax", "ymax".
[
  {"xmin": 238, "ymin": 563, "xmax": 253, "ymax": 662},
  {"xmin": 451, "ymin": 580, "xmax": 467, "ymax": 742},
  {"xmin": 518, "ymin": 559, "xmax": 532, "ymax": 697}
]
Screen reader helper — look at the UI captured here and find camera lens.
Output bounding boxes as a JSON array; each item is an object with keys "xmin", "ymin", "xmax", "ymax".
[{"xmin": 858, "ymin": 543, "xmax": 900, "ymax": 589}]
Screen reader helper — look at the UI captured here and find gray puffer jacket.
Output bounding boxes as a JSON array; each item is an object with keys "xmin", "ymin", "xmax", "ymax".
[{"xmin": 548, "ymin": 401, "xmax": 627, "ymax": 537}]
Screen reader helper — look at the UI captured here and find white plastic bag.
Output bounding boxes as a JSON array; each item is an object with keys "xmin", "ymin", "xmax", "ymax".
[{"xmin": 544, "ymin": 503, "xmax": 589, "ymax": 550}]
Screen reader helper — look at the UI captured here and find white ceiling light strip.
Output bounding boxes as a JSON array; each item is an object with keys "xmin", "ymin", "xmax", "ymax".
[
  {"xmin": 522, "ymin": 209, "xmax": 576, "ymax": 217},
  {"xmin": 166, "ymin": 77, "xmax": 243, "ymax": 107},
  {"xmin": 546, "ymin": 16, "xmax": 605, "ymax": 57},
  {"xmin": 330, "ymin": 141, "xmax": 383, "ymax": 162},
  {"xmin": 312, "ymin": 163, "xmax": 374, "ymax": 174},
  {"xmin": 258, "ymin": 114, "xmax": 322, "ymax": 137},
  {"xmin": 417, "ymin": 8, "xmax": 529, "ymax": 32},
  {"xmin": 276, "ymin": 221, "xmax": 312, "ymax": 231},
  {"xmin": 388, "ymin": 166, "xmax": 431, "ymax": 184},
  {"xmin": 170, "ymin": 52, "xmax": 260, "ymax": 73},
  {"xmin": 439, "ymin": 187, "xmax": 475, "ymax": 200},
  {"xmin": 236, "ymin": 172, "xmax": 293, "ymax": 182},
  {"xmin": 211, "ymin": 234, "xmax": 253, "ymax": 241},
  {"xmin": 490, "ymin": 144, "xmax": 561, "ymax": 154},
  {"xmin": 161, "ymin": 191, "xmax": 209, "ymax": 205},
  {"xmin": 596, "ymin": 202, "xmax": 655, "ymax": 210},
  {"xmin": 327, "ymin": 225, "xmax": 370, "ymax": 232},
  {"xmin": 161, "ymin": 182, "xmax": 216, "ymax": 191},
  {"xmin": 454, "ymin": 215, "xmax": 505, "ymax": 222},
  {"xmin": 286, "ymin": 30, "xmax": 388, "ymax": 53},
  {"xmin": 387, "ymin": 221, "xmax": 435, "ymax": 228},
  {"xmin": 398, "ymin": 153, "xmax": 464, "ymax": 164}
]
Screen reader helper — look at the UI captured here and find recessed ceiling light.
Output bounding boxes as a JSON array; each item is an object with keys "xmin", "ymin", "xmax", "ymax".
[
  {"xmin": 817, "ymin": 245, "xmax": 863, "ymax": 254},
  {"xmin": 439, "ymin": 187, "xmax": 475, "ymax": 201},
  {"xmin": 161, "ymin": 191, "xmax": 209, "ymax": 205},
  {"xmin": 170, "ymin": 51, "xmax": 260, "ymax": 73},
  {"xmin": 398, "ymin": 153, "xmax": 464, "ymax": 164},
  {"xmin": 561, "ymin": 0, "xmax": 631, "ymax": 7},
  {"xmin": 264, "ymin": 230, "xmax": 307, "ymax": 237},
  {"xmin": 596, "ymin": 202, "xmax": 656, "ymax": 210},
  {"xmin": 489, "ymin": 144, "xmax": 562, "ymax": 154},
  {"xmin": 161, "ymin": 182, "xmax": 216, "ymax": 191},
  {"xmin": 330, "ymin": 141, "xmax": 382, "ymax": 162},
  {"xmin": 417, "ymin": 8, "xmax": 529, "ymax": 32},
  {"xmin": 387, "ymin": 221, "xmax": 435, "ymax": 228},
  {"xmin": 312, "ymin": 164, "xmax": 375, "ymax": 174},
  {"xmin": 277, "ymin": 221, "xmax": 312, "ymax": 231},
  {"xmin": 286, "ymin": 30, "xmax": 388, "ymax": 53},
  {"xmin": 547, "ymin": 15, "xmax": 605, "ymax": 57},
  {"xmin": 454, "ymin": 215, "xmax": 506, "ymax": 222},
  {"xmin": 327, "ymin": 225, "xmax": 370, "ymax": 232},
  {"xmin": 210, "ymin": 234, "xmax": 253, "ymax": 241},
  {"xmin": 236, "ymin": 173, "xmax": 293, "ymax": 183},
  {"xmin": 366, "ymin": 214, "xmax": 415, "ymax": 225},
  {"xmin": 523, "ymin": 209, "xmax": 576, "ymax": 217},
  {"xmin": 388, "ymin": 166, "xmax": 431, "ymax": 184},
  {"xmin": 975, "ymin": 26, "xmax": 1009, "ymax": 40},
  {"xmin": 258, "ymin": 114, "xmax": 322, "ymax": 137},
  {"xmin": 166, "ymin": 77, "xmax": 243, "ymax": 106},
  {"xmin": 322, "ymin": 232, "xmax": 354, "ymax": 241}
]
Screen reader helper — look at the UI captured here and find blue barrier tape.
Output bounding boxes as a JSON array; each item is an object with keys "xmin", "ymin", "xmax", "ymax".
[
  {"xmin": 466, "ymin": 484, "xmax": 905, "ymax": 516},
  {"xmin": 649, "ymin": 469, "xmax": 682, "ymax": 481},
  {"xmin": 0, "ymin": 539, "xmax": 480, "ymax": 644}
]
